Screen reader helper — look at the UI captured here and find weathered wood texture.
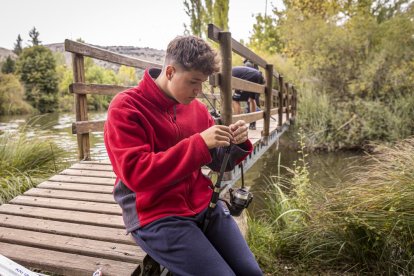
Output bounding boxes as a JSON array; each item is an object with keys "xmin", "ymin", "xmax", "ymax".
[
  {"xmin": 0, "ymin": 161, "xmax": 144, "ymax": 275},
  {"xmin": 65, "ymin": 39, "xmax": 162, "ymax": 69},
  {"xmin": 219, "ymin": 31, "xmax": 233, "ymax": 126}
]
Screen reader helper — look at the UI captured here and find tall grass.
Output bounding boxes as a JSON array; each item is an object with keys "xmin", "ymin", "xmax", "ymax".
[
  {"xmin": 0, "ymin": 128, "xmax": 66, "ymax": 204},
  {"xmin": 296, "ymin": 87, "xmax": 414, "ymax": 151},
  {"xmin": 248, "ymin": 136, "xmax": 414, "ymax": 274}
]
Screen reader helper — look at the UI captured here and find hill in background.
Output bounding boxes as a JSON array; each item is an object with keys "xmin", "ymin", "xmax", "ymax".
[{"xmin": 0, "ymin": 43, "xmax": 165, "ymax": 72}]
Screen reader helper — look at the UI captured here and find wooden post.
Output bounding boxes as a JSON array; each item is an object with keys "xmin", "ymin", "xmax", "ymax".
[
  {"xmin": 292, "ymin": 86, "xmax": 297, "ymax": 118},
  {"xmin": 218, "ymin": 32, "xmax": 232, "ymax": 126},
  {"xmin": 263, "ymin": 64, "xmax": 273, "ymax": 136},
  {"xmin": 72, "ymin": 54, "xmax": 90, "ymax": 160},
  {"xmin": 285, "ymin": 83, "xmax": 290, "ymax": 121},
  {"xmin": 278, "ymin": 75, "xmax": 284, "ymax": 126}
]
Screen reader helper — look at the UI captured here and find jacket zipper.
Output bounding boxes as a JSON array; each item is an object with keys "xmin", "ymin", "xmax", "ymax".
[{"xmin": 168, "ymin": 105, "xmax": 195, "ymax": 214}]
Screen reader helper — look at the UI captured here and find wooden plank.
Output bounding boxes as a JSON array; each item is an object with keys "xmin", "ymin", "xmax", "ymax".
[
  {"xmin": 65, "ymin": 39, "xmax": 162, "ymax": 70},
  {"xmin": 232, "ymin": 77, "xmax": 265, "ymax": 94},
  {"xmin": 72, "ymin": 120, "xmax": 105, "ymax": 134},
  {"xmin": 10, "ymin": 195, "xmax": 120, "ymax": 214},
  {"xmin": 0, "ymin": 242, "xmax": 141, "ymax": 276},
  {"xmin": 61, "ymin": 168, "xmax": 116, "ymax": 178},
  {"xmin": 49, "ymin": 174, "xmax": 115, "ymax": 185},
  {"xmin": 24, "ymin": 188, "xmax": 115, "ymax": 203},
  {"xmin": 37, "ymin": 182, "xmax": 113, "ymax": 193},
  {"xmin": 208, "ymin": 24, "xmax": 267, "ymax": 68},
  {"xmin": 231, "ymin": 111, "xmax": 264, "ymax": 124},
  {"xmin": 0, "ymin": 214, "xmax": 134, "ymax": 245},
  {"xmin": 0, "ymin": 204, "xmax": 124, "ymax": 228},
  {"xmin": 0, "ymin": 226, "xmax": 144, "ymax": 263},
  {"xmin": 81, "ymin": 160, "xmax": 112, "ymax": 165},
  {"xmin": 70, "ymin": 82, "xmax": 132, "ymax": 96},
  {"xmin": 70, "ymin": 163, "xmax": 114, "ymax": 171}
]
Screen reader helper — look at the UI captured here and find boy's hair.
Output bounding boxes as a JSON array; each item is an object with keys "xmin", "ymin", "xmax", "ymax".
[{"xmin": 165, "ymin": 35, "xmax": 220, "ymax": 75}]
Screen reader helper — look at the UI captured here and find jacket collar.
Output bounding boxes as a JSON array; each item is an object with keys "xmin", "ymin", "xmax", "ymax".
[{"xmin": 140, "ymin": 68, "xmax": 177, "ymax": 110}]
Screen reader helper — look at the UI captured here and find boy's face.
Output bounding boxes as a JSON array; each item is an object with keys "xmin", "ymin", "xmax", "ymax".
[{"xmin": 166, "ymin": 65, "xmax": 208, "ymax": 105}]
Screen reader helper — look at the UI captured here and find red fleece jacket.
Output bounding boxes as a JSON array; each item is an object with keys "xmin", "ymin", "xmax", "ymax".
[{"xmin": 104, "ymin": 69, "xmax": 252, "ymax": 229}]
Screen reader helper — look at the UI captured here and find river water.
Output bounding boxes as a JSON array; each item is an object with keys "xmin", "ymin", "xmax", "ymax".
[{"xmin": 0, "ymin": 112, "xmax": 364, "ymax": 213}]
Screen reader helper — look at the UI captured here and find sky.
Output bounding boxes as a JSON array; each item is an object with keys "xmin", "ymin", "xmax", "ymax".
[{"xmin": 0, "ymin": 0, "xmax": 283, "ymax": 50}]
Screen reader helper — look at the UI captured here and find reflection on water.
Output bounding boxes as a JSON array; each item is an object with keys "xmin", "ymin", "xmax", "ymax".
[{"xmin": 0, "ymin": 112, "xmax": 108, "ymax": 163}]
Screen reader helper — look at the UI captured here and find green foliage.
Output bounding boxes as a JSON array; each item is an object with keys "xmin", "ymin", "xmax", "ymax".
[
  {"xmin": 1, "ymin": 56, "xmax": 15, "ymax": 74},
  {"xmin": 28, "ymin": 27, "xmax": 41, "ymax": 46},
  {"xmin": 85, "ymin": 58, "xmax": 118, "ymax": 110},
  {"xmin": 248, "ymin": 14, "xmax": 283, "ymax": 55},
  {"xmin": 184, "ymin": 0, "xmax": 204, "ymax": 36},
  {"xmin": 13, "ymin": 34, "xmax": 23, "ymax": 56},
  {"xmin": 117, "ymin": 65, "xmax": 138, "ymax": 86},
  {"xmin": 213, "ymin": 0, "xmax": 229, "ymax": 30},
  {"xmin": 248, "ymin": 137, "xmax": 414, "ymax": 274},
  {"xmin": 0, "ymin": 73, "xmax": 33, "ymax": 115},
  {"xmin": 250, "ymin": 1, "xmax": 414, "ymax": 149},
  {"xmin": 0, "ymin": 126, "xmax": 66, "ymax": 204},
  {"xmin": 183, "ymin": 0, "xmax": 229, "ymax": 38},
  {"xmin": 16, "ymin": 46, "xmax": 59, "ymax": 113}
]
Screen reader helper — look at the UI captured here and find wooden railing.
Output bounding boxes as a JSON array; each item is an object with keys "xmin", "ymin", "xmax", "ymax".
[
  {"xmin": 207, "ymin": 24, "xmax": 297, "ymax": 136},
  {"xmin": 65, "ymin": 25, "xmax": 297, "ymax": 160}
]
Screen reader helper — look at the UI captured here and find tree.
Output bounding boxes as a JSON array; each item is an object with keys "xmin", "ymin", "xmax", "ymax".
[
  {"xmin": 1, "ymin": 56, "xmax": 15, "ymax": 74},
  {"xmin": 16, "ymin": 46, "xmax": 58, "ymax": 113},
  {"xmin": 184, "ymin": 0, "xmax": 203, "ymax": 36},
  {"xmin": 183, "ymin": 0, "xmax": 229, "ymax": 38},
  {"xmin": 29, "ymin": 27, "xmax": 41, "ymax": 46},
  {"xmin": 249, "ymin": 13, "xmax": 283, "ymax": 54},
  {"xmin": 13, "ymin": 34, "xmax": 23, "ymax": 56},
  {"xmin": 0, "ymin": 73, "xmax": 33, "ymax": 115},
  {"xmin": 213, "ymin": 0, "xmax": 229, "ymax": 30}
]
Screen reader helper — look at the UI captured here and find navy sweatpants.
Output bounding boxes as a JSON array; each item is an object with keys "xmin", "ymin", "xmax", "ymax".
[{"xmin": 131, "ymin": 202, "xmax": 263, "ymax": 276}]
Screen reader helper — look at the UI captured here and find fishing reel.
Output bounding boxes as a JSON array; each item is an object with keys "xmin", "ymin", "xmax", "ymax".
[
  {"xmin": 209, "ymin": 109, "xmax": 222, "ymax": 125},
  {"xmin": 223, "ymin": 187, "xmax": 253, "ymax": 217}
]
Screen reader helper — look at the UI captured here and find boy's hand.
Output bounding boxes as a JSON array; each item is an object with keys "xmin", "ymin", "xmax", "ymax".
[
  {"xmin": 229, "ymin": 120, "xmax": 248, "ymax": 145},
  {"xmin": 200, "ymin": 125, "xmax": 233, "ymax": 149}
]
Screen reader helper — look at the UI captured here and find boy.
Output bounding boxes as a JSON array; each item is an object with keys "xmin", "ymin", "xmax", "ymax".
[{"xmin": 104, "ymin": 35, "xmax": 262, "ymax": 275}]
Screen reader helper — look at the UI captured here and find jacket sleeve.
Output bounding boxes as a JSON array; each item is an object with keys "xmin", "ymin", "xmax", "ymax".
[
  {"xmin": 104, "ymin": 101, "xmax": 213, "ymax": 193},
  {"xmin": 204, "ymin": 112, "xmax": 253, "ymax": 172}
]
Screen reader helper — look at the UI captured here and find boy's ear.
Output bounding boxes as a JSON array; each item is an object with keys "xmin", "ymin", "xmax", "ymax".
[{"xmin": 165, "ymin": 65, "xmax": 175, "ymax": 80}]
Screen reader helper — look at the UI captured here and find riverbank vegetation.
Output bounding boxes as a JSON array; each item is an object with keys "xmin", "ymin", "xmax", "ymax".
[
  {"xmin": 249, "ymin": 1, "xmax": 414, "ymax": 150},
  {"xmin": 248, "ymin": 135, "xmax": 414, "ymax": 274},
  {"xmin": 0, "ymin": 28, "xmax": 139, "ymax": 116},
  {"xmin": 0, "ymin": 123, "xmax": 66, "ymax": 204}
]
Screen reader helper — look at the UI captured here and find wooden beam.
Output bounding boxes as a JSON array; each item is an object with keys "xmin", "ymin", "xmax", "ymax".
[
  {"xmin": 70, "ymin": 83, "xmax": 131, "ymax": 96},
  {"xmin": 218, "ymin": 32, "xmax": 233, "ymax": 126},
  {"xmin": 72, "ymin": 54, "xmax": 90, "ymax": 160},
  {"xmin": 72, "ymin": 120, "xmax": 105, "ymax": 134},
  {"xmin": 278, "ymin": 75, "xmax": 284, "ymax": 127},
  {"xmin": 65, "ymin": 39, "xmax": 162, "ymax": 69},
  {"xmin": 231, "ymin": 111, "xmax": 264, "ymax": 124},
  {"xmin": 263, "ymin": 64, "xmax": 273, "ymax": 137},
  {"xmin": 232, "ymin": 77, "xmax": 265, "ymax": 94},
  {"xmin": 208, "ymin": 24, "xmax": 267, "ymax": 69}
]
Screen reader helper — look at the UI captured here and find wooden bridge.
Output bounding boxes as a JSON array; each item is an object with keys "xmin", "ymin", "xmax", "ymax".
[{"xmin": 0, "ymin": 24, "xmax": 297, "ymax": 276}]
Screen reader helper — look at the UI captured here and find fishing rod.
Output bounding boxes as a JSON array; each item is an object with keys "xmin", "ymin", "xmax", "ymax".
[{"xmin": 201, "ymin": 92, "xmax": 253, "ymax": 233}]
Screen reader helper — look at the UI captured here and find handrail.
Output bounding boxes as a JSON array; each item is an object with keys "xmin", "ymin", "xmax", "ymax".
[{"xmin": 65, "ymin": 39, "xmax": 162, "ymax": 69}]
